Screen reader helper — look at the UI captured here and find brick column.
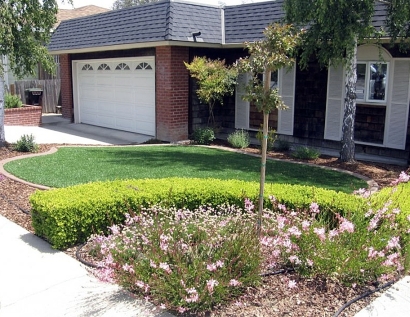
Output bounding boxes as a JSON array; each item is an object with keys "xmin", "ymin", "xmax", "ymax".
[
  {"xmin": 59, "ymin": 54, "xmax": 74, "ymax": 121},
  {"xmin": 155, "ymin": 46, "xmax": 189, "ymax": 142}
]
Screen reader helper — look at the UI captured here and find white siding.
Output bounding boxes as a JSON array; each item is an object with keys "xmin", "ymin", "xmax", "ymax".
[
  {"xmin": 324, "ymin": 65, "xmax": 345, "ymax": 141},
  {"xmin": 235, "ymin": 73, "xmax": 250, "ymax": 129},
  {"xmin": 385, "ymin": 60, "xmax": 410, "ymax": 150},
  {"xmin": 278, "ymin": 66, "xmax": 295, "ymax": 135}
]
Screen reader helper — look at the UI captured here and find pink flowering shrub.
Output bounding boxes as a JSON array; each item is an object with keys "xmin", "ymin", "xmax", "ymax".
[
  {"xmin": 260, "ymin": 175, "xmax": 409, "ymax": 285},
  {"xmin": 89, "ymin": 204, "xmax": 261, "ymax": 313}
]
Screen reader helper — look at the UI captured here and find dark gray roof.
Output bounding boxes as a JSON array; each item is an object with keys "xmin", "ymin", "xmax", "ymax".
[
  {"xmin": 49, "ymin": 0, "xmax": 221, "ymax": 52},
  {"xmin": 224, "ymin": 0, "xmax": 284, "ymax": 44},
  {"xmin": 49, "ymin": 0, "xmax": 389, "ymax": 52},
  {"xmin": 372, "ymin": 1, "xmax": 387, "ymax": 30}
]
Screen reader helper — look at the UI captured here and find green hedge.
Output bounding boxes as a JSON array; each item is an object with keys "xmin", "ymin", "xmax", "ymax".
[{"xmin": 30, "ymin": 178, "xmax": 366, "ymax": 249}]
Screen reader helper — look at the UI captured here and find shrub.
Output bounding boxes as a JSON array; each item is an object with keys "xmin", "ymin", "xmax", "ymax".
[
  {"xmin": 291, "ymin": 146, "xmax": 320, "ymax": 160},
  {"xmin": 260, "ymin": 194, "xmax": 406, "ymax": 286},
  {"xmin": 30, "ymin": 177, "xmax": 366, "ymax": 249},
  {"xmin": 90, "ymin": 205, "xmax": 261, "ymax": 313},
  {"xmin": 256, "ymin": 125, "xmax": 277, "ymax": 151},
  {"xmin": 88, "ymin": 185, "xmax": 407, "ymax": 312},
  {"xmin": 275, "ymin": 139, "xmax": 291, "ymax": 151},
  {"xmin": 14, "ymin": 134, "xmax": 38, "ymax": 152},
  {"xmin": 142, "ymin": 138, "xmax": 163, "ymax": 144},
  {"xmin": 192, "ymin": 127, "xmax": 215, "ymax": 145},
  {"xmin": 227, "ymin": 129, "xmax": 250, "ymax": 149},
  {"xmin": 4, "ymin": 94, "xmax": 23, "ymax": 109}
]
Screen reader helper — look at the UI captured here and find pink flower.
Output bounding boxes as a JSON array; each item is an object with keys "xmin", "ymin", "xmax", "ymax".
[
  {"xmin": 135, "ymin": 280, "xmax": 150, "ymax": 293},
  {"xmin": 216, "ymin": 260, "xmax": 224, "ymax": 268},
  {"xmin": 302, "ymin": 220, "xmax": 310, "ymax": 231},
  {"xmin": 160, "ymin": 303, "xmax": 166, "ymax": 309},
  {"xmin": 207, "ymin": 263, "xmax": 217, "ymax": 272},
  {"xmin": 260, "ymin": 236, "xmax": 274, "ymax": 247},
  {"xmin": 278, "ymin": 204, "xmax": 287, "ymax": 211},
  {"xmin": 108, "ymin": 224, "xmax": 120, "ymax": 235},
  {"xmin": 160, "ymin": 234, "xmax": 170, "ymax": 251},
  {"xmin": 313, "ymin": 227, "xmax": 326, "ymax": 241},
  {"xmin": 288, "ymin": 226, "xmax": 302, "ymax": 237},
  {"xmin": 206, "ymin": 279, "xmax": 219, "ymax": 294},
  {"xmin": 288, "ymin": 280, "xmax": 297, "ymax": 289},
  {"xmin": 339, "ymin": 217, "xmax": 355, "ymax": 233},
  {"xmin": 289, "ymin": 255, "xmax": 301, "ymax": 265},
  {"xmin": 177, "ymin": 306, "xmax": 187, "ymax": 313},
  {"xmin": 150, "ymin": 259, "xmax": 157, "ymax": 268},
  {"xmin": 229, "ymin": 279, "xmax": 242, "ymax": 287},
  {"xmin": 159, "ymin": 262, "xmax": 172, "ymax": 274},
  {"xmin": 328, "ymin": 229, "xmax": 339, "ymax": 239},
  {"xmin": 387, "ymin": 236, "xmax": 401, "ymax": 250},
  {"xmin": 185, "ymin": 288, "xmax": 199, "ymax": 303},
  {"xmin": 391, "ymin": 171, "xmax": 410, "ymax": 185},
  {"xmin": 276, "ymin": 215, "xmax": 287, "ymax": 229},
  {"xmin": 122, "ymin": 263, "xmax": 134, "ymax": 273},
  {"xmin": 244, "ymin": 198, "xmax": 254, "ymax": 212},
  {"xmin": 310, "ymin": 202, "xmax": 320, "ymax": 214},
  {"xmin": 306, "ymin": 259, "xmax": 314, "ymax": 267}
]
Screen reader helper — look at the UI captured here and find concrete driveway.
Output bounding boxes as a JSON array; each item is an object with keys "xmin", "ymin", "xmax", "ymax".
[{"xmin": 5, "ymin": 114, "xmax": 154, "ymax": 145}]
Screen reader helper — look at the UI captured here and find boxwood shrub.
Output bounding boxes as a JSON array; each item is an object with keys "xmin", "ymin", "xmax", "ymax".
[{"xmin": 30, "ymin": 178, "xmax": 367, "ymax": 249}]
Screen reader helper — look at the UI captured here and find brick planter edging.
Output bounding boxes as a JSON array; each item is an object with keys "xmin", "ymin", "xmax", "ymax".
[{"xmin": 4, "ymin": 105, "xmax": 42, "ymax": 126}]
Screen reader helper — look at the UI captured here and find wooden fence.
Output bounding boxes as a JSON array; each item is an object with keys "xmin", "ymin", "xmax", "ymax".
[{"xmin": 14, "ymin": 79, "xmax": 61, "ymax": 113}]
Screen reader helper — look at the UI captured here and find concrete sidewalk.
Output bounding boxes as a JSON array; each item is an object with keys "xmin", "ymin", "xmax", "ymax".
[
  {"xmin": 0, "ymin": 215, "xmax": 173, "ymax": 317},
  {"xmin": 5, "ymin": 114, "xmax": 153, "ymax": 145}
]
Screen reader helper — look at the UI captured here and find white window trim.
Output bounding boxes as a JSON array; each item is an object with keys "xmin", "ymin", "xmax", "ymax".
[
  {"xmin": 235, "ymin": 69, "xmax": 281, "ymax": 130},
  {"xmin": 356, "ymin": 61, "xmax": 389, "ymax": 105}
]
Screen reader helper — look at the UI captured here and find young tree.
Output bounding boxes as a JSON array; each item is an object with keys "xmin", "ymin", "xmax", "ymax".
[
  {"xmin": 284, "ymin": 0, "xmax": 410, "ymax": 163},
  {"xmin": 185, "ymin": 57, "xmax": 238, "ymax": 127},
  {"xmin": 112, "ymin": 0, "xmax": 159, "ymax": 10},
  {"xmin": 238, "ymin": 24, "xmax": 300, "ymax": 235},
  {"xmin": 0, "ymin": 0, "xmax": 68, "ymax": 147}
]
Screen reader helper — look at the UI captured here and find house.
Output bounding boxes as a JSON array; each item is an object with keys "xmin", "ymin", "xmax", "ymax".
[{"xmin": 48, "ymin": 0, "xmax": 410, "ymax": 165}]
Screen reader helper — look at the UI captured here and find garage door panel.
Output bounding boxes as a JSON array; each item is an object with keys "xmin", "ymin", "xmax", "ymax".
[{"xmin": 77, "ymin": 58, "xmax": 155, "ymax": 135}]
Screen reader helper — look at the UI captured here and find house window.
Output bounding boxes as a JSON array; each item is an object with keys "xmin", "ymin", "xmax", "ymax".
[
  {"xmin": 115, "ymin": 63, "xmax": 130, "ymax": 70},
  {"xmin": 249, "ymin": 71, "xmax": 279, "ymax": 130},
  {"xmin": 136, "ymin": 62, "xmax": 152, "ymax": 70},
  {"xmin": 81, "ymin": 64, "xmax": 93, "ymax": 71},
  {"xmin": 356, "ymin": 62, "xmax": 388, "ymax": 103},
  {"xmin": 97, "ymin": 63, "xmax": 111, "ymax": 71}
]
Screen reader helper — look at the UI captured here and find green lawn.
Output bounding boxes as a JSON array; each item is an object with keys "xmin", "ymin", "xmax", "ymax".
[{"xmin": 4, "ymin": 145, "xmax": 367, "ymax": 192}]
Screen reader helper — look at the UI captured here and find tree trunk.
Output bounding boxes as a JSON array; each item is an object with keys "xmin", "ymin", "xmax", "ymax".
[
  {"xmin": 257, "ymin": 69, "xmax": 271, "ymax": 237},
  {"xmin": 340, "ymin": 40, "xmax": 357, "ymax": 163},
  {"xmin": 0, "ymin": 73, "xmax": 5, "ymax": 147}
]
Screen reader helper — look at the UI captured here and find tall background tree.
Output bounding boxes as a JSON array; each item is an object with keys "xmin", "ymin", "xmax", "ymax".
[
  {"xmin": 284, "ymin": 0, "xmax": 410, "ymax": 163},
  {"xmin": 0, "ymin": 0, "xmax": 71, "ymax": 147},
  {"xmin": 238, "ymin": 24, "xmax": 300, "ymax": 235},
  {"xmin": 112, "ymin": 0, "xmax": 159, "ymax": 10}
]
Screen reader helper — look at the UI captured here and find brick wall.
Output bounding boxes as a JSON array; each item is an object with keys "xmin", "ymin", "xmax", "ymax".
[
  {"xmin": 59, "ymin": 54, "xmax": 74, "ymax": 120},
  {"xmin": 5, "ymin": 106, "xmax": 42, "ymax": 126},
  {"xmin": 156, "ymin": 46, "xmax": 189, "ymax": 141}
]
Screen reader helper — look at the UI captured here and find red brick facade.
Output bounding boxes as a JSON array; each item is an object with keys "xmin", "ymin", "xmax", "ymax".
[
  {"xmin": 5, "ymin": 106, "xmax": 42, "ymax": 126},
  {"xmin": 155, "ymin": 46, "xmax": 190, "ymax": 141},
  {"xmin": 60, "ymin": 54, "xmax": 74, "ymax": 121}
]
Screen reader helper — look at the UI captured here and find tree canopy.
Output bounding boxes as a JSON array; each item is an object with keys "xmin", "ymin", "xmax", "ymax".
[
  {"xmin": 284, "ymin": 0, "xmax": 410, "ymax": 162},
  {"xmin": 112, "ymin": 0, "xmax": 159, "ymax": 10},
  {"xmin": 1, "ymin": 0, "xmax": 67, "ymax": 146}
]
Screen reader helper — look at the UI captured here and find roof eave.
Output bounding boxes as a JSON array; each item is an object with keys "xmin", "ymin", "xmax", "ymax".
[{"xmin": 49, "ymin": 40, "xmax": 228, "ymax": 55}]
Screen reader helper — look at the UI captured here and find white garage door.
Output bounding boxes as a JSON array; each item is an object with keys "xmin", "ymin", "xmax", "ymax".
[{"xmin": 75, "ymin": 57, "xmax": 155, "ymax": 135}]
